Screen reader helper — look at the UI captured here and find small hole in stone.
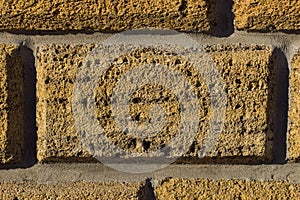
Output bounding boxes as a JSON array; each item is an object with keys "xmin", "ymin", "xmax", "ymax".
[
  {"xmin": 143, "ymin": 140, "xmax": 151, "ymax": 151},
  {"xmin": 186, "ymin": 69, "xmax": 192, "ymax": 76},
  {"xmin": 164, "ymin": 96, "xmax": 170, "ymax": 101},
  {"xmin": 134, "ymin": 113, "xmax": 141, "ymax": 121},
  {"xmin": 123, "ymin": 57, "xmax": 128, "ymax": 63},
  {"xmin": 235, "ymin": 104, "xmax": 241, "ymax": 109},
  {"xmin": 132, "ymin": 97, "xmax": 141, "ymax": 103},
  {"xmin": 175, "ymin": 59, "xmax": 181, "ymax": 65},
  {"xmin": 45, "ymin": 77, "xmax": 50, "ymax": 84},
  {"xmin": 248, "ymin": 84, "xmax": 253, "ymax": 91}
]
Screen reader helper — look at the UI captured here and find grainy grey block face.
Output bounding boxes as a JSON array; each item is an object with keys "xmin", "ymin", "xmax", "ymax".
[{"xmin": 72, "ymin": 29, "xmax": 227, "ymax": 173}]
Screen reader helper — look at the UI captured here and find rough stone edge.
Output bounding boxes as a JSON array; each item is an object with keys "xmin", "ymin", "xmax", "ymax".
[
  {"xmin": 287, "ymin": 37, "xmax": 300, "ymax": 161},
  {"xmin": 0, "ymin": 44, "xmax": 24, "ymax": 164}
]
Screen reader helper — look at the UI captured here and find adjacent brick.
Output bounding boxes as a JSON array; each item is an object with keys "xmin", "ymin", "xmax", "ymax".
[
  {"xmin": 36, "ymin": 44, "xmax": 273, "ymax": 163},
  {"xmin": 36, "ymin": 45, "xmax": 93, "ymax": 162},
  {"xmin": 0, "ymin": 44, "xmax": 23, "ymax": 163},
  {"xmin": 155, "ymin": 178, "xmax": 300, "ymax": 199},
  {"xmin": 0, "ymin": 181, "xmax": 143, "ymax": 199},
  {"xmin": 0, "ymin": 0, "xmax": 212, "ymax": 32},
  {"xmin": 289, "ymin": 52, "xmax": 300, "ymax": 162},
  {"xmin": 234, "ymin": 0, "xmax": 300, "ymax": 31},
  {"xmin": 196, "ymin": 45, "xmax": 273, "ymax": 163}
]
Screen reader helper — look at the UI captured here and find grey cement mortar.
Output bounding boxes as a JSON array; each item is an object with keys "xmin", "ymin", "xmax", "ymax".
[
  {"xmin": 0, "ymin": 31, "xmax": 298, "ymax": 47},
  {"xmin": 0, "ymin": 164, "xmax": 299, "ymax": 184}
]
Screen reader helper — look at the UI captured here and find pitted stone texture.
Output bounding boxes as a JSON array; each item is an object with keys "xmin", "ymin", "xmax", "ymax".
[
  {"xmin": 234, "ymin": 0, "xmax": 300, "ymax": 31},
  {"xmin": 0, "ymin": 181, "xmax": 143, "ymax": 199},
  {"xmin": 194, "ymin": 45, "xmax": 273, "ymax": 163},
  {"xmin": 289, "ymin": 52, "xmax": 300, "ymax": 162},
  {"xmin": 94, "ymin": 48, "xmax": 210, "ymax": 156},
  {"xmin": 155, "ymin": 178, "xmax": 300, "ymax": 199},
  {"xmin": 36, "ymin": 45, "xmax": 94, "ymax": 162},
  {"xmin": 0, "ymin": 44, "xmax": 23, "ymax": 163},
  {"xmin": 36, "ymin": 44, "xmax": 273, "ymax": 163},
  {"xmin": 0, "ymin": 0, "xmax": 212, "ymax": 32}
]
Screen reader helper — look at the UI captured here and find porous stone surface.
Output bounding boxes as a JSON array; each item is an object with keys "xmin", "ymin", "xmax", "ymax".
[
  {"xmin": 154, "ymin": 178, "xmax": 300, "ymax": 199},
  {"xmin": 36, "ymin": 44, "xmax": 273, "ymax": 163},
  {"xmin": 0, "ymin": 44, "xmax": 23, "ymax": 163},
  {"xmin": 289, "ymin": 52, "xmax": 300, "ymax": 162},
  {"xmin": 36, "ymin": 45, "xmax": 94, "ymax": 162},
  {"xmin": 0, "ymin": 181, "xmax": 143, "ymax": 199},
  {"xmin": 0, "ymin": 0, "xmax": 212, "ymax": 32},
  {"xmin": 196, "ymin": 45, "xmax": 274, "ymax": 163},
  {"xmin": 234, "ymin": 0, "xmax": 300, "ymax": 31}
]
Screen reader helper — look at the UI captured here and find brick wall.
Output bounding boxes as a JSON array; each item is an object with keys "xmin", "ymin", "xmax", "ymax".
[{"xmin": 0, "ymin": 0, "xmax": 299, "ymax": 199}]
